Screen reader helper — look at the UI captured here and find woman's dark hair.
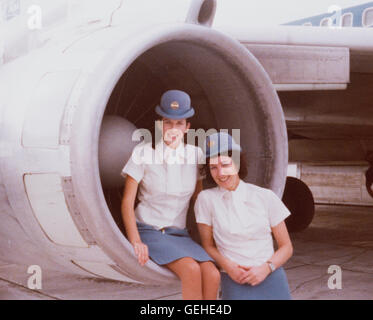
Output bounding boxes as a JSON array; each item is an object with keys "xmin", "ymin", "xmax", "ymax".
[{"xmin": 201, "ymin": 151, "xmax": 248, "ymax": 185}]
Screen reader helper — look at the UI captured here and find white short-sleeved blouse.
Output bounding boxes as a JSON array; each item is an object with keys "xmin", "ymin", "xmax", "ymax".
[
  {"xmin": 121, "ymin": 141, "xmax": 205, "ymax": 230},
  {"xmin": 194, "ymin": 180, "xmax": 291, "ymax": 268}
]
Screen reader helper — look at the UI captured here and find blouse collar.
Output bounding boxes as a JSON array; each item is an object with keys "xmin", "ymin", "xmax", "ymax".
[
  {"xmin": 218, "ymin": 178, "xmax": 246, "ymax": 199},
  {"xmin": 155, "ymin": 140, "xmax": 186, "ymax": 162}
]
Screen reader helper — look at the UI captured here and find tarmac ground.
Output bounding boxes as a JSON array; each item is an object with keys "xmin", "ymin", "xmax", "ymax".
[{"xmin": 0, "ymin": 204, "xmax": 372, "ymax": 300}]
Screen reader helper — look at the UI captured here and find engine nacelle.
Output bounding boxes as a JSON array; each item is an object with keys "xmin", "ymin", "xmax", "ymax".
[{"xmin": 0, "ymin": 8, "xmax": 287, "ymax": 284}]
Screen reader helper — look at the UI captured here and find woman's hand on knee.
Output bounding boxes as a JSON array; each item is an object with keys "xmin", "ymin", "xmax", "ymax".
[
  {"xmin": 240, "ymin": 264, "xmax": 270, "ymax": 286},
  {"xmin": 132, "ymin": 241, "xmax": 149, "ymax": 266},
  {"xmin": 225, "ymin": 261, "xmax": 249, "ymax": 284}
]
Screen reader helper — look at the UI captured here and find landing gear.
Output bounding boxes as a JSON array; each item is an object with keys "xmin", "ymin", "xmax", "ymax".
[{"xmin": 282, "ymin": 177, "xmax": 315, "ymax": 232}]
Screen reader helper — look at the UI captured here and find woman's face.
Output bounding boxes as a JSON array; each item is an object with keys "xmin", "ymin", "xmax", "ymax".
[
  {"xmin": 209, "ymin": 155, "xmax": 240, "ymax": 190},
  {"xmin": 161, "ymin": 117, "xmax": 190, "ymax": 147}
]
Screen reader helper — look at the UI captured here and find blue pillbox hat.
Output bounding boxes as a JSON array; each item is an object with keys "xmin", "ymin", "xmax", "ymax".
[
  {"xmin": 205, "ymin": 132, "xmax": 242, "ymax": 159},
  {"xmin": 155, "ymin": 90, "xmax": 195, "ymax": 119}
]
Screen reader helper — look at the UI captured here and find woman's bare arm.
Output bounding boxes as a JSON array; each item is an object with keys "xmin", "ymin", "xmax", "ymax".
[
  {"xmin": 197, "ymin": 223, "xmax": 248, "ymax": 284},
  {"xmin": 121, "ymin": 175, "xmax": 148, "ymax": 266},
  {"xmin": 241, "ymin": 221, "xmax": 293, "ymax": 286},
  {"xmin": 268, "ymin": 221, "xmax": 293, "ymax": 269}
]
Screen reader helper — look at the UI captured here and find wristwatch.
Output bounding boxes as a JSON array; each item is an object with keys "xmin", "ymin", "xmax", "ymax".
[{"xmin": 267, "ymin": 261, "xmax": 276, "ymax": 273}]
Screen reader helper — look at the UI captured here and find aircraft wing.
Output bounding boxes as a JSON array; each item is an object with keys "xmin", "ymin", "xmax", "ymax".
[
  {"xmin": 216, "ymin": 25, "xmax": 373, "ymax": 165},
  {"xmin": 215, "ymin": 24, "xmax": 373, "ymax": 231}
]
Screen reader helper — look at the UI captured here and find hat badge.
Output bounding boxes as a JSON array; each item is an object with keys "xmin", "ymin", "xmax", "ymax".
[
  {"xmin": 170, "ymin": 101, "xmax": 179, "ymax": 110},
  {"xmin": 207, "ymin": 140, "xmax": 215, "ymax": 148}
]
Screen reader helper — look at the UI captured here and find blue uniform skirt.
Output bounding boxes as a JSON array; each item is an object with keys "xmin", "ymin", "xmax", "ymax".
[
  {"xmin": 137, "ymin": 222, "xmax": 214, "ymax": 265},
  {"xmin": 221, "ymin": 267, "xmax": 291, "ymax": 300}
]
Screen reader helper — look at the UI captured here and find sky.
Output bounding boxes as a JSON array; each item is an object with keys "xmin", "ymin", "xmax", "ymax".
[
  {"xmin": 1, "ymin": 0, "xmax": 372, "ymax": 37},
  {"xmin": 213, "ymin": 0, "xmax": 371, "ymax": 27}
]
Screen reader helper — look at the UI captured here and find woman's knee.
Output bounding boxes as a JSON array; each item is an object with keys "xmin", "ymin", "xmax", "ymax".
[
  {"xmin": 168, "ymin": 257, "xmax": 201, "ymax": 280},
  {"xmin": 182, "ymin": 258, "xmax": 202, "ymax": 278},
  {"xmin": 200, "ymin": 261, "xmax": 221, "ymax": 284}
]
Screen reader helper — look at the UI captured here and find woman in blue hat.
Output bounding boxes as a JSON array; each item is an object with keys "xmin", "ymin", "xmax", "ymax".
[
  {"xmin": 120, "ymin": 90, "xmax": 220, "ymax": 300},
  {"xmin": 194, "ymin": 132, "xmax": 293, "ymax": 300}
]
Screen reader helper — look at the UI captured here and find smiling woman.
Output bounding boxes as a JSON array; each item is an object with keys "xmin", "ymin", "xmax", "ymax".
[
  {"xmin": 119, "ymin": 89, "xmax": 221, "ymax": 300},
  {"xmin": 195, "ymin": 132, "xmax": 293, "ymax": 300},
  {"xmin": 204, "ymin": 152, "xmax": 248, "ymax": 187}
]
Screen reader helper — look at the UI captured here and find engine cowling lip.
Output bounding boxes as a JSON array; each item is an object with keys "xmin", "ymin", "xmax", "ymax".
[{"xmin": 69, "ymin": 23, "xmax": 288, "ymax": 283}]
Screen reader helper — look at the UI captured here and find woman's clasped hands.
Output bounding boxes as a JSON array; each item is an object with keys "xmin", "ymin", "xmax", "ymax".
[{"xmin": 226, "ymin": 261, "xmax": 271, "ymax": 286}]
